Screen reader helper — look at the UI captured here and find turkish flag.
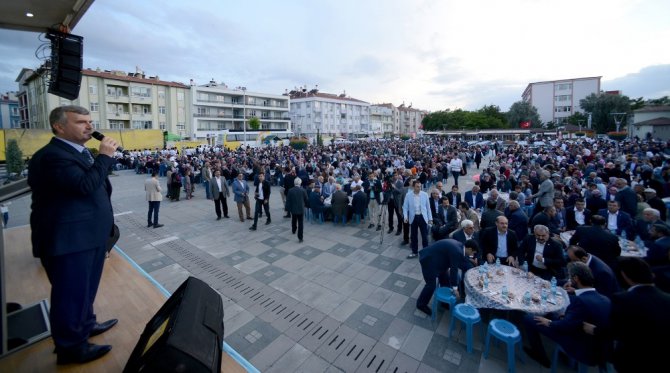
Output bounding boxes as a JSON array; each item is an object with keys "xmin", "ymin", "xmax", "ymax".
[{"xmin": 520, "ymin": 121, "xmax": 531, "ymax": 129}]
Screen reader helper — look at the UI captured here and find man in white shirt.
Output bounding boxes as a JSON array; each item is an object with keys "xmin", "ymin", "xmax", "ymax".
[{"xmin": 403, "ymin": 180, "xmax": 433, "ymax": 259}]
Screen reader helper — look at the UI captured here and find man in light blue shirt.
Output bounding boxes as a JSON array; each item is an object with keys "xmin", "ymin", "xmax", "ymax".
[{"xmin": 403, "ymin": 180, "xmax": 433, "ymax": 259}]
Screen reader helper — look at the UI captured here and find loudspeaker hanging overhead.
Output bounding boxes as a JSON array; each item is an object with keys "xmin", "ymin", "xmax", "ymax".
[{"xmin": 46, "ymin": 30, "xmax": 83, "ymax": 101}]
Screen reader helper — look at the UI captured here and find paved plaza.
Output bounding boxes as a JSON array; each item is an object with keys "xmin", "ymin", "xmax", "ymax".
[{"xmin": 7, "ymin": 163, "xmax": 572, "ymax": 372}]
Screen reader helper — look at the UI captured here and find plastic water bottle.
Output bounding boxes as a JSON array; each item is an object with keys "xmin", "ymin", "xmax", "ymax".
[
  {"xmin": 540, "ymin": 288, "xmax": 548, "ymax": 306},
  {"xmin": 521, "ymin": 261, "xmax": 528, "ymax": 275},
  {"xmin": 621, "ymin": 230, "xmax": 627, "ymax": 240},
  {"xmin": 495, "ymin": 257, "xmax": 501, "ymax": 269},
  {"xmin": 501, "ymin": 285, "xmax": 509, "ymax": 302},
  {"xmin": 483, "ymin": 275, "xmax": 489, "ymax": 292},
  {"xmin": 550, "ymin": 276, "xmax": 557, "ymax": 296},
  {"xmin": 523, "ymin": 291, "xmax": 532, "ymax": 306}
]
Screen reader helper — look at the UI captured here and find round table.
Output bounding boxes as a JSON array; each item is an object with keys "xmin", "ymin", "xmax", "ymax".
[
  {"xmin": 559, "ymin": 230, "xmax": 646, "ymax": 257},
  {"xmin": 464, "ymin": 266, "xmax": 569, "ymax": 315}
]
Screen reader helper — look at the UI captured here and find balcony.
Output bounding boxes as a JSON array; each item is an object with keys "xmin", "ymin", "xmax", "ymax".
[{"xmin": 193, "ymin": 113, "xmax": 234, "ymax": 118}]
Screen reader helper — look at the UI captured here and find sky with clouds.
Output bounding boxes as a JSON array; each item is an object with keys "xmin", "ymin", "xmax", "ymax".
[{"xmin": 1, "ymin": 0, "xmax": 668, "ymax": 112}]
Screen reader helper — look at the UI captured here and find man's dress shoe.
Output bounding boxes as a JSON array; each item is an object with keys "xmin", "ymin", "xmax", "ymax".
[
  {"xmin": 90, "ymin": 319, "xmax": 118, "ymax": 337},
  {"xmin": 57, "ymin": 343, "xmax": 112, "ymax": 365}
]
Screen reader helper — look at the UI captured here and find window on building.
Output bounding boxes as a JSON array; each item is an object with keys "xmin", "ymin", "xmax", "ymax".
[
  {"xmin": 132, "ymin": 120, "xmax": 153, "ymax": 129},
  {"xmin": 341, "ymin": 113, "xmax": 346, "ymax": 119},
  {"xmin": 314, "ymin": 101, "xmax": 320, "ymax": 109},
  {"xmin": 109, "ymin": 120, "xmax": 127, "ymax": 129},
  {"xmin": 177, "ymin": 122, "xmax": 185, "ymax": 130},
  {"xmin": 159, "ymin": 106, "xmax": 166, "ymax": 114},
  {"xmin": 159, "ymin": 121, "xmax": 166, "ymax": 130},
  {"xmin": 90, "ymin": 102, "xmax": 99, "ymax": 112},
  {"xmin": 177, "ymin": 92, "xmax": 184, "ymax": 101},
  {"xmin": 131, "ymin": 86, "xmax": 151, "ymax": 97},
  {"xmin": 89, "ymin": 84, "xmax": 97, "ymax": 95},
  {"xmin": 158, "ymin": 90, "xmax": 165, "ymax": 99}
]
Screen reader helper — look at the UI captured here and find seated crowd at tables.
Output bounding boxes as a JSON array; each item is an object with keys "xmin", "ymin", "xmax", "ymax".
[{"xmin": 118, "ymin": 135, "xmax": 669, "ymax": 372}]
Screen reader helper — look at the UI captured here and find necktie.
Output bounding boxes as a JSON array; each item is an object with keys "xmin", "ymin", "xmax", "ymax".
[{"xmin": 82, "ymin": 148, "xmax": 94, "ymax": 165}]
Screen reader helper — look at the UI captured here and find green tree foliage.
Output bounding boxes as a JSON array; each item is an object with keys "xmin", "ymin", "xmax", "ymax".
[
  {"xmin": 248, "ymin": 116, "xmax": 261, "ymax": 130},
  {"xmin": 316, "ymin": 129, "xmax": 323, "ymax": 146},
  {"xmin": 579, "ymin": 93, "xmax": 631, "ymax": 133},
  {"xmin": 646, "ymin": 96, "xmax": 670, "ymax": 106},
  {"xmin": 507, "ymin": 101, "xmax": 542, "ymax": 128},
  {"xmin": 421, "ymin": 106, "xmax": 507, "ymax": 131},
  {"xmin": 5, "ymin": 139, "xmax": 24, "ymax": 178},
  {"xmin": 565, "ymin": 112, "xmax": 589, "ymax": 126}
]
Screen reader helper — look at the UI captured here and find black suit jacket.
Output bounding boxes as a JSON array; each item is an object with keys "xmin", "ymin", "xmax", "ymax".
[
  {"xmin": 254, "ymin": 180, "xmax": 271, "ymax": 201},
  {"xmin": 609, "ymin": 286, "xmax": 670, "ymax": 372},
  {"xmin": 28, "ymin": 138, "xmax": 115, "ymax": 258},
  {"xmin": 480, "ymin": 227, "xmax": 519, "ymax": 262},
  {"xmin": 569, "ymin": 226, "xmax": 621, "ymax": 269},
  {"xmin": 566, "ymin": 208, "xmax": 592, "ymax": 230},
  {"xmin": 445, "ymin": 191, "xmax": 462, "ymax": 207},
  {"xmin": 519, "ymin": 236, "xmax": 566, "ymax": 280},
  {"xmin": 419, "ymin": 239, "xmax": 474, "ymax": 289}
]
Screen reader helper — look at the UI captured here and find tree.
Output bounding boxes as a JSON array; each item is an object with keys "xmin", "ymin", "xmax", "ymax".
[
  {"xmin": 477, "ymin": 105, "xmax": 508, "ymax": 126},
  {"xmin": 248, "ymin": 116, "xmax": 261, "ymax": 130},
  {"xmin": 421, "ymin": 107, "xmax": 507, "ymax": 131},
  {"xmin": 579, "ymin": 93, "xmax": 631, "ymax": 133},
  {"xmin": 646, "ymin": 96, "xmax": 670, "ymax": 106},
  {"xmin": 564, "ymin": 112, "xmax": 588, "ymax": 126},
  {"xmin": 507, "ymin": 101, "xmax": 541, "ymax": 128},
  {"xmin": 5, "ymin": 139, "xmax": 24, "ymax": 179},
  {"xmin": 316, "ymin": 129, "xmax": 323, "ymax": 146}
]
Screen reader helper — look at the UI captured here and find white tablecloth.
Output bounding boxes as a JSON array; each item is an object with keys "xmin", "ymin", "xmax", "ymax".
[
  {"xmin": 464, "ymin": 266, "xmax": 569, "ymax": 315},
  {"xmin": 559, "ymin": 230, "xmax": 645, "ymax": 257}
]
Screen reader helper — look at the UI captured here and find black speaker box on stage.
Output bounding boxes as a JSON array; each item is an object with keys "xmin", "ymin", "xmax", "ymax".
[
  {"xmin": 46, "ymin": 30, "xmax": 83, "ymax": 100},
  {"xmin": 123, "ymin": 276, "xmax": 224, "ymax": 373}
]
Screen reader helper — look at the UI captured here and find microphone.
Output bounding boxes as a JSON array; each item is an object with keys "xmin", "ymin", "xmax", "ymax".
[{"xmin": 91, "ymin": 131, "xmax": 125, "ymax": 152}]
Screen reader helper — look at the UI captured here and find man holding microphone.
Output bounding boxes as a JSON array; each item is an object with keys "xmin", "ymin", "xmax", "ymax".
[{"xmin": 28, "ymin": 105, "xmax": 119, "ymax": 365}]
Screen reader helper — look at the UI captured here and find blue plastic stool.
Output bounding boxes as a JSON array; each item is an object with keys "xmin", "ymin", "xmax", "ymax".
[
  {"xmin": 352, "ymin": 213, "xmax": 362, "ymax": 225},
  {"xmin": 305, "ymin": 208, "xmax": 312, "ymax": 222},
  {"xmin": 448, "ymin": 303, "xmax": 482, "ymax": 353},
  {"xmin": 484, "ymin": 319, "xmax": 524, "ymax": 373},
  {"xmin": 333, "ymin": 215, "xmax": 346, "ymax": 225},
  {"xmin": 431, "ymin": 279, "xmax": 456, "ymax": 322},
  {"xmin": 311, "ymin": 210, "xmax": 324, "ymax": 224}
]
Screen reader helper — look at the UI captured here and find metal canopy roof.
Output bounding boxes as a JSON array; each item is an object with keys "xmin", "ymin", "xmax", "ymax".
[{"xmin": 0, "ymin": 0, "xmax": 94, "ymax": 33}]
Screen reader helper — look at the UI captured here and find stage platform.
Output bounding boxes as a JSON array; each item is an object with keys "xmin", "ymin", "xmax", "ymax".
[{"xmin": 0, "ymin": 226, "xmax": 247, "ymax": 373}]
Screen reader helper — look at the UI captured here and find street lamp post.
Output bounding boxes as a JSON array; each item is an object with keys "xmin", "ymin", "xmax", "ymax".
[{"xmin": 242, "ymin": 87, "xmax": 247, "ymax": 149}]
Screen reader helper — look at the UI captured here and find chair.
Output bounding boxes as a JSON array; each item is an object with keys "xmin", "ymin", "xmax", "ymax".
[
  {"xmin": 333, "ymin": 214, "xmax": 346, "ymax": 226},
  {"xmin": 431, "ymin": 279, "xmax": 456, "ymax": 322},
  {"xmin": 551, "ymin": 344, "xmax": 613, "ymax": 373},
  {"xmin": 484, "ymin": 318, "xmax": 524, "ymax": 373},
  {"xmin": 448, "ymin": 303, "xmax": 482, "ymax": 353},
  {"xmin": 352, "ymin": 213, "xmax": 362, "ymax": 225},
  {"xmin": 311, "ymin": 210, "xmax": 324, "ymax": 224}
]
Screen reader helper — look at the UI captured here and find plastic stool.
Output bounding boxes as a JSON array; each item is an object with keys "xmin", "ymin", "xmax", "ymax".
[
  {"xmin": 431, "ymin": 279, "xmax": 456, "ymax": 322},
  {"xmin": 312, "ymin": 211, "xmax": 324, "ymax": 224},
  {"xmin": 333, "ymin": 215, "xmax": 346, "ymax": 225},
  {"xmin": 448, "ymin": 303, "xmax": 482, "ymax": 353},
  {"xmin": 352, "ymin": 213, "xmax": 362, "ymax": 224},
  {"xmin": 484, "ymin": 319, "xmax": 524, "ymax": 373}
]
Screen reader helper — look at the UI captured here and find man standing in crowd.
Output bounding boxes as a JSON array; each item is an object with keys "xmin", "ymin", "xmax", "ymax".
[
  {"xmin": 286, "ymin": 177, "xmax": 308, "ymax": 242},
  {"xmin": 531, "ymin": 170, "xmax": 554, "ymax": 217},
  {"xmin": 28, "ymin": 105, "xmax": 119, "ymax": 365},
  {"xmin": 145, "ymin": 171, "xmax": 164, "ymax": 228},
  {"xmin": 249, "ymin": 173, "xmax": 271, "ymax": 230},
  {"xmin": 210, "ymin": 169, "xmax": 230, "ymax": 220},
  {"xmin": 403, "ymin": 180, "xmax": 433, "ymax": 259},
  {"xmin": 233, "ymin": 173, "xmax": 252, "ymax": 222}
]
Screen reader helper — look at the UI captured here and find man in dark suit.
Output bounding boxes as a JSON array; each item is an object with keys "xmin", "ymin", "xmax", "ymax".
[
  {"xmin": 566, "ymin": 198, "xmax": 592, "ymax": 230},
  {"xmin": 644, "ymin": 188, "xmax": 667, "ymax": 221},
  {"xmin": 415, "ymin": 239, "xmax": 478, "ymax": 316},
  {"xmin": 445, "ymin": 185, "xmax": 462, "ymax": 207},
  {"xmin": 585, "ymin": 189, "xmax": 607, "ymax": 217},
  {"xmin": 530, "ymin": 206, "xmax": 560, "ymax": 235},
  {"xmin": 614, "ymin": 178, "xmax": 638, "ymax": 219},
  {"xmin": 584, "ymin": 257, "xmax": 670, "ymax": 373},
  {"xmin": 286, "ymin": 177, "xmax": 309, "ymax": 242},
  {"xmin": 569, "ymin": 215, "xmax": 621, "ymax": 272},
  {"xmin": 464, "ymin": 185, "xmax": 484, "ymax": 211},
  {"xmin": 566, "ymin": 246, "xmax": 620, "ymax": 298},
  {"xmin": 428, "ymin": 188, "xmax": 442, "ymax": 218},
  {"xmin": 522, "ymin": 262, "xmax": 611, "ymax": 368},
  {"xmin": 249, "ymin": 173, "xmax": 271, "ymax": 230},
  {"xmin": 28, "ymin": 106, "xmax": 118, "ymax": 364},
  {"xmin": 433, "ymin": 196, "xmax": 458, "ymax": 240},
  {"xmin": 480, "ymin": 199, "xmax": 502, "ymax": 230},
  {"xmin": 520, "ymin": 224, "xmax": 566, "ymax": 280},
  {"xmin": 210, "ymin": 169, "xmax": 230, "ymax": 220},
  {"xmin": 634, "ymin": 208, "xmax": 667, "ymax": 241},
  {"xmin": 598, "ymin": 200, "xmax": 634, "ymax": 238},
  {"xmin": 451, "ymin": 219, "xmax": 480, "ymax": 245},
  {"xmin": 480, "ymin": 215, "xmax": 519, "ymax": 265},
  {"xmin": 507, "ymin": 200, "xmax": 529, "ymax": 241}
]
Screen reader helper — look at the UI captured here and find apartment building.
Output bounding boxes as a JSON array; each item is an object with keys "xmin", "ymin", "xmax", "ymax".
[
  {"xmin": 397, "ymin": 103, "xmax": 427, "ymax": 136},
  {"xmin": 16, "ymin": 66, "xmax": 191, "ymax": 136},
  {"xmin": 191, "ymin": 81, "xmax": 290, "ymax": 143},
  {"xmin": 288, "ymin": 88, "xmax": 369, "ymax": 139},
  {"xmin": 522, "ymin": 76, "xmax": 601, "ymax": 125},
  {"xmin": 369, "ymin": 104, "xmax": 395, "ymax": 137},
  {"xmin": 0, "ymin": 92, "xmax": 20, "ymax": 129}
]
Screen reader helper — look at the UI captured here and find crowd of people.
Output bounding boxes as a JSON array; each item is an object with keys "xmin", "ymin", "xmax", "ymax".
[{"xmin": 119, "ymin": 133, "xmax": 670, "ymax": 372}]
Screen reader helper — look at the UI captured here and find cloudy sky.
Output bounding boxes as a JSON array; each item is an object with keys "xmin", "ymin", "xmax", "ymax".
[{"xmin": 1, "ymin": 0, "xmax": 668, "ymax": 111}]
